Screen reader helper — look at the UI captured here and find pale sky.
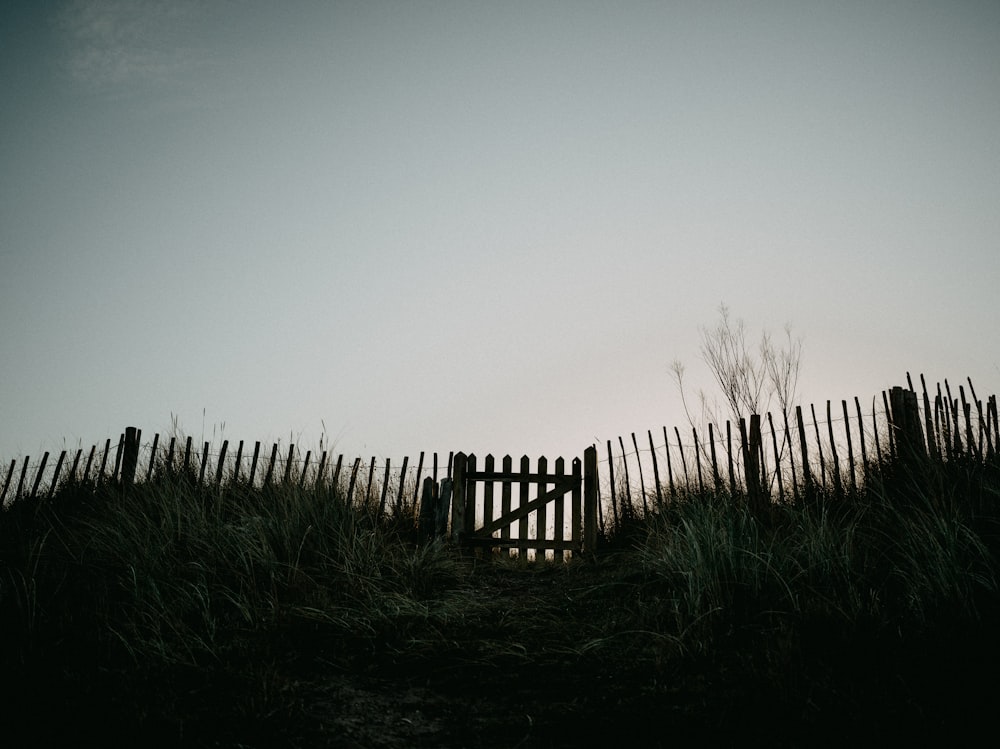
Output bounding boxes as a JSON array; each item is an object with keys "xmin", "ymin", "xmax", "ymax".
[{"xmin": 2, "ymin": 0, "xmax": 998, "ymax": 469}]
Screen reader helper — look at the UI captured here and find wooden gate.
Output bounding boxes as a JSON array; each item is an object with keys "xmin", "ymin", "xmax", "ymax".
[{"xmin": 450, "ymin": 446, "xmax": 598, "ymax": 558}]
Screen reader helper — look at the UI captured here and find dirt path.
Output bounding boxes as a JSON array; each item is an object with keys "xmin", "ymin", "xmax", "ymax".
[{"xmin": 281, "ymin": 566, "xmax": 721, "ymax": 749}]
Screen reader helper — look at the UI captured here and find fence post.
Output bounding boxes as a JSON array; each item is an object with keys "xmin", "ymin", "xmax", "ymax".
[
  {"xmin": 419, "ymin": 476, "xmax": 436, "ymax": 542},
  {"xmin": 605, "ymin": 440, "xmax": 619, "ymax": 529},
  {"xmin": 121, "ymin": 427, "xmax": 140, "ymax": 488},
  {"xmin": 571, "ymin": 456, "xmax": 583, "ymax": 556},
  {"xmin": 1, "ymin": 459, "xmax": 15, "ymax": 504},
  {"xmin": 216, "ymin": 440, "xmax": 229, "ymax": 488},
  {"xmin": 746, "ymin": 415, "xmax": 766, "ymax": 513},
  {"xmin": 826, "ymin": 402, "xmax": 843, "ymax": 497},
  {"xmin": 99, "ymin": 438, "xmax": 112, "ymax": 485},
  {"xmin": 417, "ymin": 476, "xmax": 451, "ymax": 542},
  {"xmin": 147, "ymin": 434, "xmax": 159, "ymax": 482},
  {"xmin": 583, "ymin": 445, "xmax": 598, "ymax": 553},
  {"xmin": 30, "ymin": 452, "xmax": 49, "ymax": 499},
  {"xmin": 725, "ymin": 421, "xmax": 736, "ymax": 495},
  {"xmin": 198, "ymin": 442, "xmax": 209, "ymax": 486},
  {"xmin": 46, "ymin": 450, "xmax": 65, "ymax": 499},
  {"xmin": 464, "ymin": 454, "xmax": 478, "ymax": 540},
  {"xmin": 648, "ymin": 431, "xmax": 663, "ymax": 506},
  {"xmin": 889, "ymin": 386, "xmax": 926, "ymax": 463},
  {"xmin": 437, "ymin": 478, "xmax": 452, "ymax": 539},
  {"xmin": 378, "ymin": 458, "xmax": 391, "ymax": 516},
  {"xmin": 708, "ymin": 423, "xmax": 721, "ymax": 494},
  {"xmin": 451, "ymin": 452, "xmax": 467, "ymax": 543},
  {"xmin": 16, "ymin": 456, "xmax": 29, "ymax": 499},
  {"xmin": 395, "ymin": 455, "xmax": 408, "ymax": 514},
  {"xmin": 739, "ymin": 418, "xmax": 755, "ymax": 506}
]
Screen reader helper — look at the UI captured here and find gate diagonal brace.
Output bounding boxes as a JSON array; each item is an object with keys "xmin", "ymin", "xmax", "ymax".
[{"xmin": 477, "ymin": 480, "xmax": 576, "ymax": 536}]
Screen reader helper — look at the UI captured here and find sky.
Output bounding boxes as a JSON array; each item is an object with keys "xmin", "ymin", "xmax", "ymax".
[{"xmin": 2, "ymin": 0, "xmax": 999, "ymax": 471}]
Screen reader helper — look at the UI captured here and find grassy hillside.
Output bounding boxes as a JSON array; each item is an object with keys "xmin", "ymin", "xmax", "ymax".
[{"xmin": 2, "ymin": 452, "xmax": 999, "ymax": 747}]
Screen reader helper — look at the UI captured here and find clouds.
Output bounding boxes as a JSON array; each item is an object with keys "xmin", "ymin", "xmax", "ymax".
[
  {"xmin": 55, "ymin": 0, "xmax": 215, "ymax": 91},
  {"xmin": 3, "ymin": 1, "xmax": 998, "ymax": 464}
]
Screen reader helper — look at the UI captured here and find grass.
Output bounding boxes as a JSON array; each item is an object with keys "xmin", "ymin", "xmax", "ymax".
[{"xmin": 1, "ymin": 449, "xmax": 999, "ymax": 747}]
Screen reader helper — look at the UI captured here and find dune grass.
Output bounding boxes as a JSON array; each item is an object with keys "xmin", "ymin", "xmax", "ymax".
[{"xmin": 1, "ymin": 449, "xmax": 999, "ymax": 746}]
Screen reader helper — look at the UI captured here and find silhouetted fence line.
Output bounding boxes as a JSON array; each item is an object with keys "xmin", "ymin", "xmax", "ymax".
[
  {"xmin": 599, "ymin": 374, "xmax": 998, "ymax": 526},
  {"xmin": 0, "ymin": 433, "xmax": 598, "ymax": 561},
  {"xmin": 3, "ymin": 374, "xmax": 998, "ymax": 534},
  {"xmin": 1, "ymin": 428, "xmax": 455, "ymax": 513}
]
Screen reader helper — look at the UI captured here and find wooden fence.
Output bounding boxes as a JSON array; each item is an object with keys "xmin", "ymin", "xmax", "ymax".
[
  {"xmin": 0, "ymin": 430, "xmax": 601, "ymax": 560},
  {"xmin": 599, "ymin": 374, "xmax": 998, "ymax": 528},
  {"xmin": 0, "ymin": 427, "xmax": 456, "ymax": 515},
  {"xmin": 3, "ymin": 373, "xmax": 997, "ymax": 538}
]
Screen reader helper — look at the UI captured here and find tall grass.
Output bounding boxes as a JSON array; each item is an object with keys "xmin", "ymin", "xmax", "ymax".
[
  {"xmin": 628, "ymin": 454, "xmax": 999, "ymax": 640},
  {"xmin": 1, "ymin": 444, "xmax": 998, "ymax": 745},
  {"xmin": 0, "ymin": 471, "xmax": 475, "ymax": 744}
]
